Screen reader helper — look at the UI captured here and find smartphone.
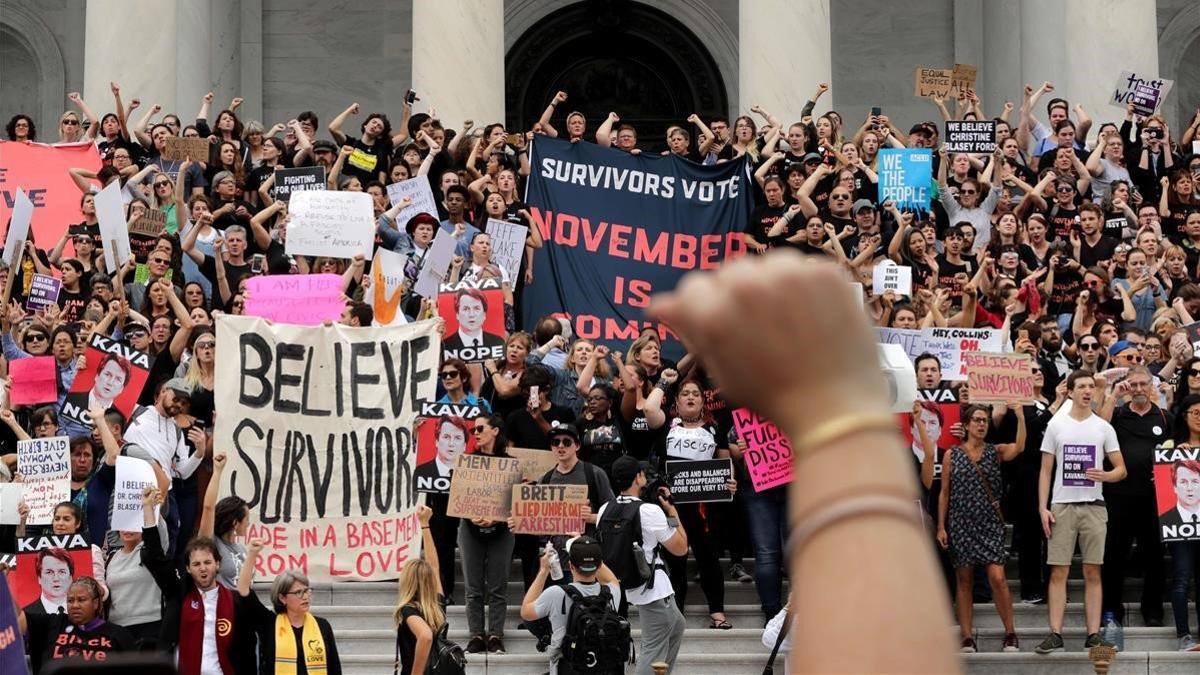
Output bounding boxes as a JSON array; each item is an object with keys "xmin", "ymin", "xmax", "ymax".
[
  {"xmin": 250, "ymin": 254, "xmax": 265, "ymax": 274},
  {"xmin": 505, "ymin": 133, "xmax": 522, "ymax": 146},
  {"xmin": 404, "ymin": 89, "xmax": 418, "ymax": 105},
  {"xmin": 528, "ymin": 385, "xmax": 539, "ymax": 410},
  {"xmin": 1141, "ymin": 266, "xmax": 1151, "ymax": 279}
]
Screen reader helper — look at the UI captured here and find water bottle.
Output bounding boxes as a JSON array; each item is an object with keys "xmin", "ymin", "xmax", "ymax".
[
  {"xmin": 545, "ymin": 542, "xmax": 563, "ymax": 580},
  {"xmin": 1101, "ymin": 612, "xmax": 1124, "ymax": 651}
]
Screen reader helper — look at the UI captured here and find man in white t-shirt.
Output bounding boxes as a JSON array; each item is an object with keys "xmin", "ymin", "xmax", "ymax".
[
  {"xmin": 597, "ymin": 456, "xmax": 688, "ymax": 675},
  {"xmin": 1036, "ymin": 369, "xmax": 1127, "ymax": 654}
]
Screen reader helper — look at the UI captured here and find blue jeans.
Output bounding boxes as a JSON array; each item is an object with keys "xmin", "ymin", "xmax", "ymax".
[
  {"xmin": 741, "ymin": 484, "xmax": 787, "ymax": 618},
  {"xmin": 1168, "ymin": 541, "xmax": 1200, "ymax": 637}
]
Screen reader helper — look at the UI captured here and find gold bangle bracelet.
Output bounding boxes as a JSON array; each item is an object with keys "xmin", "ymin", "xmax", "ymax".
[{"xmin": 793, "ymin": 412, "xmax": 898, "ymax": 458}]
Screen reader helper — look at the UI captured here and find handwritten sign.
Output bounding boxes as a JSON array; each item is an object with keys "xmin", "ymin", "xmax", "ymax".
[
  {"xmin": 965, "ymin": 352, "xmax": 1035, "ymax": 404},
  {"xmin": 732, "ymin": 408, "xmax": 793, "ymax": 492},
  {"xmin": 508, "ymin": 447, "xmax": 558, "ymax": 482},
  {"xmin": 385, "ymin": 176, "xmax": 438, "ymax": 226},
  {"xmin": 666, "ymin": 458, "xmax": 733, "ymax": 503},
  {"xmin": 2, "ymin": 188, "xmax": 33, "ymax": 269},
  {"xmin": 162, "ymin": 136, "xmax": 210, "ymax": 161},
  {"xmin": 274, "ymin": 166, "xmax": 327, "ymax": 202},
  {"xmin": 915, "ymin": 67, "xmax": 953, "ymax": 98},
  {"xmin": 128, "ymin": 209, "xmax": 167, "ymax": 238},
  {"xmin": 950, "ymin": 63, "xmax": 978, "ymax": 96},
  {"xmin": 878, "ymin": 149, "xmax": 932, "ymax": 210},
  {"xmin": 0, "ymin": 484, "xmax": 21, "ymax": 525},
  {"xmin": 945, "ymin": 120, "xmax": 996, "ymax": 154},
  {"xmin": 486, "ymin": 218, "xmax": 528, "ymax": 282},
  {"xmin": 285, "ymin": 190, "xmax": 375, "ymax": 259},
  {"xmin": 112, "ymin": 456, "xmax": 161, "ymax": 533},
  {"xmin": 9, "ymin": 356, "xmax": 58, "ymax": 405},
  {"xmin": 447, "ymin": 453, "xmax": 525, "ymax": 521},
  {"xmin": 244, "ymin": 274, "xmax": 346, "ymax": 325},
  {"xmin": 16, "ymin": 437, "xmax": 70, "ymax": 525},
  {"xmin": 1110, "ymin": 71, "xmax": 1174, "ymax": 117},
  {"xmin": 872, "ymin": 262, "xmax": 912, "ymax": 297},
  {"xmin": 921, "ymin": 326, "xmax": 1007, "ymax": 381},
  {"xmin": 510, "ymin": 483, "xmax": 588, "ymax": 535}
]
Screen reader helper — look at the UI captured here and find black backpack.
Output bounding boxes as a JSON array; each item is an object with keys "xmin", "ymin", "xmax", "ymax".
[
  {"xmin": 595, "ymin": 499, "xmax": 660, "ymax": 590},
  {"xmin": 393, "ymin": 611, "xmax": 466, "ymax": 675},
  {"xmin": 560, "ymin": 584, "xmax": 633, "ymax": 674}
]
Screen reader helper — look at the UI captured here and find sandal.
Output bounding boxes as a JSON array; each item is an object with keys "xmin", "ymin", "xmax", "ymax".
[{"xmin": 709, "ymin": 617, "xmax": 733, "ymax": 630}]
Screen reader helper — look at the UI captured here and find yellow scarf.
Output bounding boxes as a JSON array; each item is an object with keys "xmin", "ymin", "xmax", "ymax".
[{"xmin": 275, "ymin": 612, "xmax": 328, "ymax": 674}]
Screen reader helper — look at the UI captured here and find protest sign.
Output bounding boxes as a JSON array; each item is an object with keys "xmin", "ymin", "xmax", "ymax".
[
  {"xmin": 2, "ymin": 188, "xmax": 33, "ymax": 269},
  {"xmin": 413, "ymin": 228, "xmax": 457, "ymax": 299},
  {"xmin": 872, "ymin": 262, "xmax": 912, "ymax": 297},
  {"xmin": 1062, "ymin": 444, "xmax": 1097, "ymax": 487},
  {"xmin": 386, "ymin": 176, "xmax": 439, "ymax": 226},
  {"xmin": 486, "ymin": 218, "xmax": 528, "ymax": 282},
  {"xmin": 17, "ymin": 437, "xmax": 70, "ymax": 525},
  {"xmin": 1110, "ymin": 71, "xmax": 1174, "ymax": 117},
  {"xmin": 945, "ymin": 120, "xmax": 997, "ymax": 154},
  {"xmin": 1153, "ymin": 443, "xmax": 1200, "ymax": 543},
  {"xmin": 877, "ymin": 327, "xmax": 925, "ymax": 362},
  {"xmin": 245, "ymin": 273, "xmax": 346, "ymax": 325},
  {"xmin": 10, "ymin": 533, "xmax": 93, "ymax": 611},
  {"xmin": 128, "ymin": 208, "xmax": 167, "ymax": 238},
  {"xmin": 965, "ymin": 352, "xmax": 1035, "ymax": 404},
  {"xmin": 447, "ymin": 453, "xmax": 526, "ymax": 521},
  {"xmin": 273, "ymin": 166, "xmax": 327, "ymax": 202},
  {"xmin": 111, "ymin": 456, "xmax": 161, "ymax": 533},
  {"xmin": 1193, "ymin": 141, "xmax": 1200, "ymax": 156},
  {"xmin": 162, "ymin": 137, "xmax": 211, "ymax": 161},
  {"xmin": 666, "ymin": 458, "xmax": 733, "ymax": 503},
  {"xmin": 437, "ymin": 278, "xmax": 508, "ymax": 363},
  {"xmin": 510, "ymin": 483, "xmax": 588, "ymax": 535},
  {"xmin": 900, "ymin": 387, "xmax": 961, "ymax": 472},
  {"xmin": 732, "ymin": 408, "xmax": 793, "ymax": 492},
  {"xmin": 0, "ymin": 484, "xmax": 22, "ymax": 525},
  {"xmin": 915, "ymin": 67, "xmax": 953, "ymax": 98},
  {"xmin": 920, "ymin": 326, "xmax": 1007, "ymax": 381},
  {"xmin": 285, "ymin": 190, "xmax": 375, "ymax": 259},
  {"xmin": 24, "ymin": 273, "xmax": 61, "ymax": 311},
  {"xmin": 62, "ymin": 332, "xmax": 153, "ymax": 428},
  {"xmin": 523, "ymin": 136, "xmax": 752, "ymax": 360},
  {"xmin": 370, "ymin": 248, "xmax": 409, "ymax": 326},
  {"xmin": 0, "ymin": 141, "xmax": 102, "ymax": 256},
  {"xmin": 8, "ymin": 356, "xmax": 58, "ymax": 405},
  {"xmin": 94, "ymin": 181, "xmax": 131, "ymax": 271},
  {"xmin": 216, "ymin": 316, "xmax": 439, "ymax": 581},
  {"xmin": 0, "ymin": 575, "xmax": 26, "ymax": 675},
  {"xmin": 951, "ymin": 63, "xmax": 978, "ymax": 96},
  {"xmin": 1185, "ymin": 321, "xmax": 1200, "ymax": 356},
  {"xmin": 508, "ymin": 447, "xmax": 558, "ymax": 482},
  {"xmin": 413, "ymin": 402, "xmax": 481, "ymax": 494},
  {"xmin": 878, "ymin": 149, "xmax": 933, "ymax": 210}
]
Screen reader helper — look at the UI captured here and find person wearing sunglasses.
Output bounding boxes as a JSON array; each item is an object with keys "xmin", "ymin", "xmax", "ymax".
[
  {"xmin": 1075, "ymin": 336, "xmax": 1106, "ymax": 373},
  {"xmin": 536, "ymin": 423, "xmax": 614, "ymax": 535},
  {"xmin": 938, "ymin": 147, "xmax": 1002, "ymax": 253},
  {"xmin": 434, "ymin": 357, "xmax": 491, "ymax": 413}
]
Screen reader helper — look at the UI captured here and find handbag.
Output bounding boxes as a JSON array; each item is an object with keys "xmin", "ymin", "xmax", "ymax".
[{"xmin": 967, "ymin": 446, "xmax": 1004, "ymax": 526}]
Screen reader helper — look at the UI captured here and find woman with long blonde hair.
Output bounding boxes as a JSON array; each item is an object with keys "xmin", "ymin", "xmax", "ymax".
[{"xmin": 394, "ymin": 505, "xmax": 445, "ymax": 675}]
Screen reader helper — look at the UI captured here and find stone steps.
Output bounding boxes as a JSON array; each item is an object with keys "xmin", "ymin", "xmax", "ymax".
[
  {"xmin": 963, "ymin": 652, "xmax": 1200, "ymax": 674},
  {"xmin": 318, "ymin": 603, "xmax": 766, "ymax": 631}
]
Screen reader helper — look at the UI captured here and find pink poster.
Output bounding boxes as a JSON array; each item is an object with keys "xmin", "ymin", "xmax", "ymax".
[
  {"xmin": 732, "ymin": 408, "xmax": 794, "ymax": 492},
  {"xmin": 245, "ymin": 274, "xmax": 346, "ymax": 325},
  {"xmin": 9, "ymin": 356, "xmax": 58, "ymax": 405}
]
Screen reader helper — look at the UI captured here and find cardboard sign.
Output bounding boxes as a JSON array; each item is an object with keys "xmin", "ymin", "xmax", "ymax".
[
  {"xmin": 0, "ymin": 483, "xmax": 22, "ymax": 525},
  {"xmin": 878, "ymin": 149, "xmax": 933, "ymax": 210},
  {"xmin": 245, "ymin": 273, "xmax": 346, "ymax": 325},
  {"xmin": 666, "ymin": 458, "xmax": 733, "ymax": 503},
  {"xmin": 9, "ymin": 356, "xmax": 58, "ymax": 405},
  {"xmin": 508, "ymin": 447, "xmax": 558, "ymax": 482},
  {"xmin": 274, "ymin": 166, "xmax": 327, "ymax": 202},
  {"xmin": 486, "ymin": 218, "xmax": 528, "ymax": 283},
  {"xmin": 900, "ymin": 387, "xmax": 962, "ymax": 471},
  {"xmin": 872, "ymin": 262, "xmax": 912, "ymax": 297},
  {"xmin": 24, "ymin": 273, "xmax": 61, "ymax": 311},
  {"xmin": 0, "ymin": 575, "xmax": 27, "ymax": 674},
  {"xmin": 61, "ymin": 332, "xmax": 153, "ymax": 428},
  {"xmin": 413, "ymin": 411, "xmax": 479, "ymax": 494},
  {"xmin": 16, "ymin": 437, "xmax": 70, "ymax": 525},
  {"xmin": 945, "ymin": 120, "xmax": 997, "ymax": 154},
  {"xmin": 920, "ymin": 326, "xmax": 1007, "ymax": 381},
  {"xmin": 447, "ymin": 453, "xmax": 526, "ymax": 521},
  {"xmin": 111, "ymin": 456, "xmax": 161, "ymax": 533},
  {"xmin": 1110, "ymin": 71, "xmax": 1174, "ymax": 117},
  {"xmin": 385, "ymin": 176, "xmax": 439, "ymax": 226},
  {"xmin": 370, "ymin": 248, "xmax": 409, "ymax": 327},
  {"xmin": 2, "ymin": 187, "xmax": 33, "ymax": 269},
  {"xmin": 437, "ymin": 278, "xmax": 508, "ymax": 363},
  {"xmin": 413, "ymin": 228, "xmax": 457, "ymax": 299},
  {"xmin": 128, "ymin": 209, "xmax": 167, "ymax": 237},
  {"xmin": 915, "ymin": 67, "xmax": 953, "ymax": 98},
  {"xmin": 161, "ymin": 136, "xmax": 210, "ymax": 161},
  {"xmin": 510, "ymin": 483, "xmax": 588, "ymax": 535},
  {"xmin": 10, "ymin": 533, "xmax": 93, "ymax": 611},
  {"xmin": 1152, "ymin": 443, "xmax": 1200, "ymax": 543},
  {"xmin": 285, "ymin": 189, "xmax": 375, "ymax": 259},
  {"xmin": 965, "ymin": 352, "xmax": 1035, "ymax": 404},
  {"xmin": 94, "ymin": 181, "xmax": 131, "ymax": 271},
  {"xmin": 951, "ymin": 63, "xmax": 978, "ymax": 96},
  {"xmin": 215, "ymin": 316, "xmax": 440, "ymax": 582},
  {"xmin": 732, "ymin": 408, "xmax": 793, "ymax": 492}
]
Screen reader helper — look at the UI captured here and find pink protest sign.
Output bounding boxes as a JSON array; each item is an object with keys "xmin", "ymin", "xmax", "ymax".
[
  {"xmin": 732, "ymin": 408, "xmax": 794, "ymax": 492},
  {"xmin": 9, "ymin": 356, "xmax": 59, "ymax": 405},
  {"xmin": 244, "ymin": 274, "xmax": 346, "ymax": 325}
]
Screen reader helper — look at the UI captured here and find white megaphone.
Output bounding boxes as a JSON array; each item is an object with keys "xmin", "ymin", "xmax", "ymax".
[{"xmin": 879, "ymin": 343, "xmax": 918, "ymax": 413}]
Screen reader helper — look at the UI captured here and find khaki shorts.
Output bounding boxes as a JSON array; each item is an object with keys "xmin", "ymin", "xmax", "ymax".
[{"xmin": 1047, "ymin": 502, "xmax": 1108, "ymax": 566}]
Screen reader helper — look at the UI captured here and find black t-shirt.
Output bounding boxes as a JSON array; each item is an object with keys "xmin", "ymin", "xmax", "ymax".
[
  {"xmin": 397, "ymin": 600, "xmax": 442, "ymax": 675},
  {"xmin": 26, "ymin": 614, "xmax": 135, "ymax": 674},
  {"xmin": 935, "ymin": 254, "xmax": 973, "ymax": 301},
  {"xmin": 1047, "ymin": 266, "xmax": 1084, "ymax": 316},
  {"xmin": 1079, "ymin": 235, "xmax": 1119, "ymax": 268},
  {"xmin": 1105, "ymin": 405, "xmax": 1173, "ymax": 498},
  {"xmin": 746, "ymin": 204, "xmax": 787, "ymax": 248},
  {"xmin": 505, "ymin": 405, "xmax": 575, "ymax": 449},
  {"xmin": 69, "ymin": 221, "xmax": 102, "ymax": 248},
  {"xmin": 340, "ymin": 133, "xmax": 392, "ymax": 184},
  {"xmin": 200, "ymin": 255, "xmax": 252, "ymax": 304},
  {"xmin": 1041, "ymin": 204, "xmax": 1079, "ymax": 242},
  {"xmin": 58, "ymin": 286, "xmax": 89, "ymax": 323},
  {"xmin": 579, "ymin": 415, "xmax": 626, "ymax": 476}
]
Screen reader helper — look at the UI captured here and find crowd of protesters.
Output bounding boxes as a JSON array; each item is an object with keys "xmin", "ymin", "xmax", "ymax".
[{"xmin": 1, "ymin": 71, "xmax": 1199, "ymax": 674}]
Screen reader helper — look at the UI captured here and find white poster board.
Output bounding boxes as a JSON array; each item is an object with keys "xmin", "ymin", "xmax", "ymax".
[
  {"xmin": 111, "ymin": 456, "xmax": 160, "ymax": 533},
  {"xmin": 2, "ymin": 187, "xmax": 34, "ymax": 268},
  {"xmin": 285, "ymin": 190, "xmax": 375, "ymax": 259},
  {"xmin": 485, "ymin": 218, "xmax": 527, "ymax": 283},
  {"xmin": 94, "ymin": 181, "xmax": 130, "ymax": 271},
  {"xmin": 385, "ymin": 177, "xmax": 439, "ymax": 226}
]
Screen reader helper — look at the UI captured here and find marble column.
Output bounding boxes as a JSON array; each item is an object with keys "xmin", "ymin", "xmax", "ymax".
[
  {"xmin": 411, "ymin": 0, "xmax": 504, "ymax": 132},
  {"xmin": 739, "ymin": 0, "xmax": 831, "ymax": 123},
  {"xmin": 84, "ymin": 0, "xmax": 211, "ymax": 119},
  {"xmin": 1020, "ymin": 0, "xmax": 1158, "ymax": 139}
]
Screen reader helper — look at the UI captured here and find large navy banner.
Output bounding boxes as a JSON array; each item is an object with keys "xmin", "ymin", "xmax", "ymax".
[{"xmin": 521, "ymin": 136, "xmax": 753, "ymax": 358}]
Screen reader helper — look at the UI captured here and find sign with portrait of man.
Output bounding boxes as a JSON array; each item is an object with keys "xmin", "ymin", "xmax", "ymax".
[{"xmin": 1154, "ymin": 443, "xmax": 1200, "ymax": 542}]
